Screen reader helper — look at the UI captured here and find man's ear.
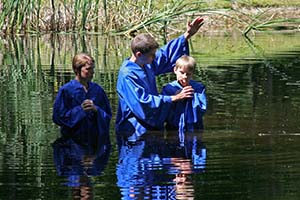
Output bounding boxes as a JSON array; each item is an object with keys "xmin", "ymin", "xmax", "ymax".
[{"xmin": 135, "ymin": 51, "xmax": 142, "ymax": 58}]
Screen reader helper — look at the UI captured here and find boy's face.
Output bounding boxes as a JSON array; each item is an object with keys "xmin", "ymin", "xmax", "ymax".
[
  {"xmin": 79, "ymin": 63, "xmax": 95, "ymax": 81},
  {"xmin": 174, "ymin": 66, "xmax": 193, "ymax": 87}
]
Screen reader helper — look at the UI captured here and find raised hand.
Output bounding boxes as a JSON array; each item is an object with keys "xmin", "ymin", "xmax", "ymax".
[{"xmin": 184, "ymin": 17, "xmax": 204, "ymax": 40}]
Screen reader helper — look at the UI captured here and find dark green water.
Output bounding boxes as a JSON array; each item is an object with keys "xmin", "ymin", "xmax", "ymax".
[{"xmin": 0, "ymin": 33, "xmax": 299, "ymax": 199}]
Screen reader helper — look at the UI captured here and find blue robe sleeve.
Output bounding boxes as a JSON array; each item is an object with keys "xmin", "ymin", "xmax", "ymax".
[
  {"xmin": 81, "ymin": 82, "xmax": 112, "ymax": 149},
  {"xmin": 94, "ymin": 87, "xmax": 112, "ymax": 142},
  {"xmin": 191, "ymin": 82, "xmax": 207, "ymax": 114},
  {"xmin": 52, "ymin": 88, "xmax": 87, "ymax": 128},
  {"xmin": 185, "ymin": 86, "xmax": 207, "ymax": 130},
  {"xmin": 152, "ymin": 35, "xmax": 189, "ymax": 75}
]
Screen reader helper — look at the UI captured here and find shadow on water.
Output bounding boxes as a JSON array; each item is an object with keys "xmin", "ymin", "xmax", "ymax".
[{"xmin": 0, "ymin": 32, "xmax": 300, "ymax": 199}]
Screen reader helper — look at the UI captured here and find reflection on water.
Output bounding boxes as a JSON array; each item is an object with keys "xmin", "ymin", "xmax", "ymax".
[
  {"xmin": 0, "ymin": 32, "xmax": 300, "ymax": 199},
  {"xmin": 52, "ymin": 137, "xmax": 111, "ymax": 199},
  {"xmin": 116, "ymin": 132, "xmax": 206, "ymax": 199}
]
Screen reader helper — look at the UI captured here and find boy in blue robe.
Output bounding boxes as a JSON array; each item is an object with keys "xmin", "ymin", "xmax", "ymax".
[
  {"xmin": 116, "ymin": 17, "xmax": 205, "ymax": 142},
  {"xmin": 53, "ymin": 53, "xmax": 112, "ymax": 154},
  {"xmin": 161, "ymin": 55, "xmax": 207, "ymax": 132}
]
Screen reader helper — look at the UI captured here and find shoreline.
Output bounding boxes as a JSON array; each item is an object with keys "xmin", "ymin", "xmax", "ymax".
[{"xmin": 198, "ymin": 7, "xmax": 300, "ymax": 35}]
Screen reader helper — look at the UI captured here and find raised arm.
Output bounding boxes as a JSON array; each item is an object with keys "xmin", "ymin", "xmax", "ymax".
[{"xmin": 153, "ymin": 17, "xmax": 204, "ymax": 75}]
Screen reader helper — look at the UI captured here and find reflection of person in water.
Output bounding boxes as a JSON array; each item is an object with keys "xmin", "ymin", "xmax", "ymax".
[
  {"xmin": 171, "ymin": 157, "xmax": 194, "ymax": 200},
  {"xmin": 52, "ymin": 136, "xmax": 111, "ymax": 200},
  {"xmin": 116, "ymin": 131, "xmax": 206, "ymax": 199}
]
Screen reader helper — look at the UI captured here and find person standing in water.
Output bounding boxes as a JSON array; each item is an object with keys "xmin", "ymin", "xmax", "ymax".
[
  {"xmin": 116, "ymin": 17, "xmax": 205, "ymax": 142},
  {"xmin": 53, "ymin": 53, "xmax": 112, "ymax": 154},
  {"xmin": 161, "ymin": 55, "xmax": 207, "ymax": 132}
]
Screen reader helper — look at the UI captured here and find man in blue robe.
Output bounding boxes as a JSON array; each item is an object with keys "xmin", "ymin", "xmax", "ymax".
[
  {"xmin": 116, "ymin": 17, "xmax": 205, "ymax": 141},
  {"xmin": 53, "ymin": 53, "xmax": 112, "ymax": 154},
  {"xmin": 161, "ymin": 55, "xmax": 207, "ymax": 132}
]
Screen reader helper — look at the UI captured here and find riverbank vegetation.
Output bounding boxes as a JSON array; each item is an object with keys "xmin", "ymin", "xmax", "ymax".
[{"xmin": 0, "ymin": 0, "xmax": 299, "ymax": 36}]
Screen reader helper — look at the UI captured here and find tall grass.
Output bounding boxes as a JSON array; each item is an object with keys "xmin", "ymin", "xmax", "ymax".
[
  {"xmin": 233, "ymin": 7, "xmax": 300, "ymax": 36},
  {"xmin": 0, "ymin": 0, "xmax": 199, "ymax": 34},
  {"xmin": 0, "ymin": 0, "xmax": 299, "ymax": 35},
  {"xmin": 109, "ymin": 1, "xmax": 204, "ymax": 36}
]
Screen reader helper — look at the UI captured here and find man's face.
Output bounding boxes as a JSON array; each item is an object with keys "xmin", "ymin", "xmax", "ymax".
[
  {"xmin": 174, "ymin": 66, "xmax": 193, "ymax": 87},
  {"xmin": 140, "ymin": 49, "xmax": 157, "ymax": 65}
]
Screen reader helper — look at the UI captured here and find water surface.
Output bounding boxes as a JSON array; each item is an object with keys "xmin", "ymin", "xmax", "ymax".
[{"xmin": 0, "ymin": 32, "xmax": 300, "ymax": 199}]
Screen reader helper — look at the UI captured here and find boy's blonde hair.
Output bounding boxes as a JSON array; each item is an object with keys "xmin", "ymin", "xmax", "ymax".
[{"xmin": 175, "ymin": 55, "xmax": 196, "ymax": 72}]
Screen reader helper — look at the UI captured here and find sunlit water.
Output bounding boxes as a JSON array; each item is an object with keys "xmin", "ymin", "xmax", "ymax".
[{"xmin": 0, "ymin": 33, "xmax": 300, "ymax": 199}]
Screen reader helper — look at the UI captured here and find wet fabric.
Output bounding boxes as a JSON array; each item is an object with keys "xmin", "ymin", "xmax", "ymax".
[
  {"xmin": 53, "ymin": 80, "xmax": 112, "ymax": 150},
  {"xmin": 161, "ymin": 80, "xmax": 207, "ymax": 132},
  {"xmin": 116, "ymin": 35, "xmax": 189, "ymax": 141}
]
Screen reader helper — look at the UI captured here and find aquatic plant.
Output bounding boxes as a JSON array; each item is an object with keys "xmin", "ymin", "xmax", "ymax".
[
  {"xmin": 0, "ymin": 0, "xmax": 299, "ymax": 35},
  {"xmin": 238, "ymin": 7, "xmax": 300, "ymax": 36},
  {"xmin": 107, "ymin": 1, "xmax": 204, "ymax": 36}
]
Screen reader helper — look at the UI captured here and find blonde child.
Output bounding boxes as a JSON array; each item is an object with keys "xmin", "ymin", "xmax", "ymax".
[{"xmin": 161, "ymin": 55, "xmax": 207, "ymax": 132}]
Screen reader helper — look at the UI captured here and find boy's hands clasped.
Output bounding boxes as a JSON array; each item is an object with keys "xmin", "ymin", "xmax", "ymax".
[
  {"xmin": 81, "ymin": 99, "xmax": 97, "ymax": 112},
  {"xmin": 171, "ymin": 86, "xmax": 194, "ymax": 102}
]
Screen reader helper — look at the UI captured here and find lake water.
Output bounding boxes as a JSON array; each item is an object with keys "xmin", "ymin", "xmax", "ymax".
[{"xmin": 0, "ymin": 32, "xmax": 300, "ymax": 199}]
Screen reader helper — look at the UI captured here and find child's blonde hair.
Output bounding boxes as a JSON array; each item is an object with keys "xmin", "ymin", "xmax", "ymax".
[{"xmin": 174, "ymin": 55, "xmax": 196, "ymax": 72}]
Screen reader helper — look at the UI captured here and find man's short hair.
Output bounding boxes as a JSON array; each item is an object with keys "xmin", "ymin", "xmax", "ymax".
[{"xmin": 131, "ymin": 33, "xmax": 159, "ymax": 54}]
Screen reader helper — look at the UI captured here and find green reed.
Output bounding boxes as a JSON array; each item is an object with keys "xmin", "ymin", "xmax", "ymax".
[
  {"xmin": 111, "ymin": 1, "xmax": 203, "ymax": 36},
  {"xmin": 243, "ymin": 16, "xmax": 300, "ymax": 36},
  {"xmin": 0, "ymin": 0, "xmax": 204, "ymax": 34},
  {"xmin": 0, "ymin": 0, "xmax": 299, "ymax": 35},
  {"xmin": 236, "ymin": 7, "xmax": 300, "ymax": 36}
]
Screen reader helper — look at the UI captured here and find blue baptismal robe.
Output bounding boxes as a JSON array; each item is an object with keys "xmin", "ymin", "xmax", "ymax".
[
  {"xmin": 116, "ymin": 35, "xmax": 189, "ymax": 141},
  {"xmin": 161, "ymin": 80, "xmax": 207, "ymax": 132},
  {"xmin": 53, "ymin": 80, "xmax": 112, "ymax": 151}
]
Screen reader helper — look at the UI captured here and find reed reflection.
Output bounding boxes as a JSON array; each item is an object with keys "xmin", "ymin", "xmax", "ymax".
[
  {"xmin": 52, "ymin": 136, "xmax": 111, "ymax": 200},
  {"xmin": 116, "ymin": 131, "xmax": 206, "ymax": 199}
]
